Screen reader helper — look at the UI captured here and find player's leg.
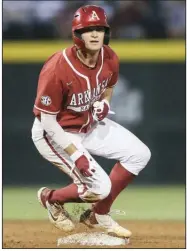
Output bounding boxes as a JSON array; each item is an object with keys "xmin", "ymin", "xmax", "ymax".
[
  {"xmin": 31, "ymin": 119, "xmax": 111, "ymax": 230},
  {"xmin": 80, "ymin": 118, "xmax": 151, "ymax": 237},
  {"xmin": 33, "ymin": 136, "xmax": 111, "ymax": 229},
  {"xmin": 92, "ymin": 163, "xmax": 135, "ymax": 215},
  {"xmin": 34, "ymin": 132, "xmax": 112, "ymax": 203},
  {"xmin": 83, "ymin": 118, "xmax": 151, "ymax": 212}
]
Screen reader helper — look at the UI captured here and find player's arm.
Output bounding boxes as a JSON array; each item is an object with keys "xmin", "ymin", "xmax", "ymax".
[
  {"xmin": 101, "ymin": 86, "xmax": 113, "ymax": 103},
  {"xmin": 34, "ymin": 56, "xmax": 93, "ymax": 177},
  {"xmin": 41, "ymin": 114, "xmax": 78, "ymax": 156},
  {"xmin": 40, "ymin": 112, "xmax": 75, "ymax": 152},
  {"xmin": 41, "ymin": 112, "xmax": 93, "ymax": 177}
]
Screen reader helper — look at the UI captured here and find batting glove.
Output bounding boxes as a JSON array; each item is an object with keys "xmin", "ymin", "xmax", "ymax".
[
  {"xmin": 70, "ymin": 151, "xmax": 94, "ymax": 177},
  {"xmin": 92, "ymin": 99, "xmax": 110, "ymax": 121}
]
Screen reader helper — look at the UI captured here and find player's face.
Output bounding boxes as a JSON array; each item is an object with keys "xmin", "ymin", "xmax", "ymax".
[{"xmin": 81, "ymin": 26, "xmax": 105, "ymax": 52}]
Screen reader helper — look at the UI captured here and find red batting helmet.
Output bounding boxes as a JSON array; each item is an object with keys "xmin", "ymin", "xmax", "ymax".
[{"xmin": 72, "ymin": 5, "xmax": 110, "ymax": 50}]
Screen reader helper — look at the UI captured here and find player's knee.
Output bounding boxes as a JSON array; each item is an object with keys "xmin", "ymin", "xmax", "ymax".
[
  {"xmin": 98, "ymin": 177, "xmax": 111, "ymax": 200},
  {"xmin": 135, "ymin": 143, "xmax": 151, "ymax": 167},
  {"xmin": 135, "ymin": 144, "xmax": 151, "ymax": 171},
  {"xmin": 79, "ymin": 177, "xmax": 111, "ymax": 202},
  {"xmin": 79, "ymin": 191, "xmax": 102, "ymax": 202},
  {"xmin": 90, "ymin": 176, "xmax": 111, "ymax": 201},
  {"xmin": 142, "ymin": 145, "xmax": 151, "ymax": 165},
  {"xmin": 121, "ymin": 143, "xmax": 151, "ymax": 175}
]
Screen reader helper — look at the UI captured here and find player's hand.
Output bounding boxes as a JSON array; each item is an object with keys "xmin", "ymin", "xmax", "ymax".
[
  {"xmin": 92, "ymin": 99, "xmax": 110, "ymax": 121},
  {"xmin": 75, "ymin": 155, "xmax": 93, "ymax": 177},
  {"xmin": 70, "ymin": 151, "xmax": 94, "ymax": 177}
]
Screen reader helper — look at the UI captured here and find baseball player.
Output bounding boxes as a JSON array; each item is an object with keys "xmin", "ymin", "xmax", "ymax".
[{"xmin": 32, "ymin": 5, "xmax": 151, "ymax": 238}]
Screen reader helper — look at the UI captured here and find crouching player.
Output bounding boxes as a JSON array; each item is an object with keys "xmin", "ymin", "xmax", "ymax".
[{"xmin": 31, "ymin": 5, "xmax": 151, "ymax": 238}]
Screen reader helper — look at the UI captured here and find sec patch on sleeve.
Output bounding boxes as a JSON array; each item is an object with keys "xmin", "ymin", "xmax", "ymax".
[{"xmin": 41, "ymin": 96, "xmax": 52, "ymax": 106}]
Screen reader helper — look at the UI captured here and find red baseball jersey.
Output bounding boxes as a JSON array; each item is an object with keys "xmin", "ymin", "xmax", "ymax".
[{"xmin": 33, "ymin": 45, "xmax": 119, "ymax": 133}]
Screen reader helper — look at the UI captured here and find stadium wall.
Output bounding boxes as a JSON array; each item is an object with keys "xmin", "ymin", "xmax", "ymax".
[{"xmin": 3, "ymin": 40, "xmax": 185, "ymax": 185}]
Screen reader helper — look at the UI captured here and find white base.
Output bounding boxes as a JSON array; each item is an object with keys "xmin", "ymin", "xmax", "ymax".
[{"xmin": 57, "ymin": 232, "xmax": 130, "ymax": 246}]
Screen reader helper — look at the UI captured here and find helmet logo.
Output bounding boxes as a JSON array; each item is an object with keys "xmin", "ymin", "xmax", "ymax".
[{"xmin": 90, "ymin": 11, "xmax": 100, "ymax": 20}]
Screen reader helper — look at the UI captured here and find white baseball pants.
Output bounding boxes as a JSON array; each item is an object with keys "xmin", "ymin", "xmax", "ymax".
[{"xmin": 31, "ymin": 118, "xmax": 151, "ymax": 202}]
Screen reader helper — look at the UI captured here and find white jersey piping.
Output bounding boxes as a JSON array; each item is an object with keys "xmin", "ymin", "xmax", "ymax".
[
  {"xmin": 96, "ymin": 47, "xmax": 104, "ymax": 86},
  {"xmin": 62, "ymin": 47, "xmax": 104, "ymax": 132},
  {"xmin": 34, "ymin": 105, "xmax": 60, "ymax": 115},
  {"xmin": 79, "ymin": 112, "xmax": 90, "ymax": 133},
  {"xmin": 62, "ymin": 48, "xmax": 91, "ymax": 90}
]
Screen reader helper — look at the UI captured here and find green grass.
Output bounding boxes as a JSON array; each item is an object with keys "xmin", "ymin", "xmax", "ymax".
[{"xmin": 3, "ymin": 185, "xmax": 185, "ymax": 221}]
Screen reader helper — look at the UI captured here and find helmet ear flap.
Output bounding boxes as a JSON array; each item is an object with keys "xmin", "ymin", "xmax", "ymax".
[
  {"xmin": 72, "ymin": 30, "xmax": 85, "ymax": 50},
  {"xmin": 74, "ymin": 30, "xmax": 82, "ymax": 40},
  {"xmin": 104, "ymin": 27, "xmax": 110, "ymax": 45}
]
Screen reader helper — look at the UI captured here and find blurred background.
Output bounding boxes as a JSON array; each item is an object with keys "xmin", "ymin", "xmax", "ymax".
[
  {"xmin": 3, "ymin": 0, "xmax": 186, "ymax": 39},
  {"xmin": 3, "ymin": 0, "xmax": 185, "ymax": 222}
]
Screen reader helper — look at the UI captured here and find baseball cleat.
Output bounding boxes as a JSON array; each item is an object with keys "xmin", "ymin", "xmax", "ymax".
[
  {"xmin": 80, "ymin": 209, "xmax": 132, "ymax": 239},
  {"xmin": 37, "ymin": 187, "xmax": 75, "ymax": 232}
]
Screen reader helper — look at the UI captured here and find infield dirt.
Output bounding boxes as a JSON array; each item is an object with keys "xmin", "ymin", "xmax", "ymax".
[{"xmin": 3, "ymin": 220, "xmax": 185, "ymax": 248}]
